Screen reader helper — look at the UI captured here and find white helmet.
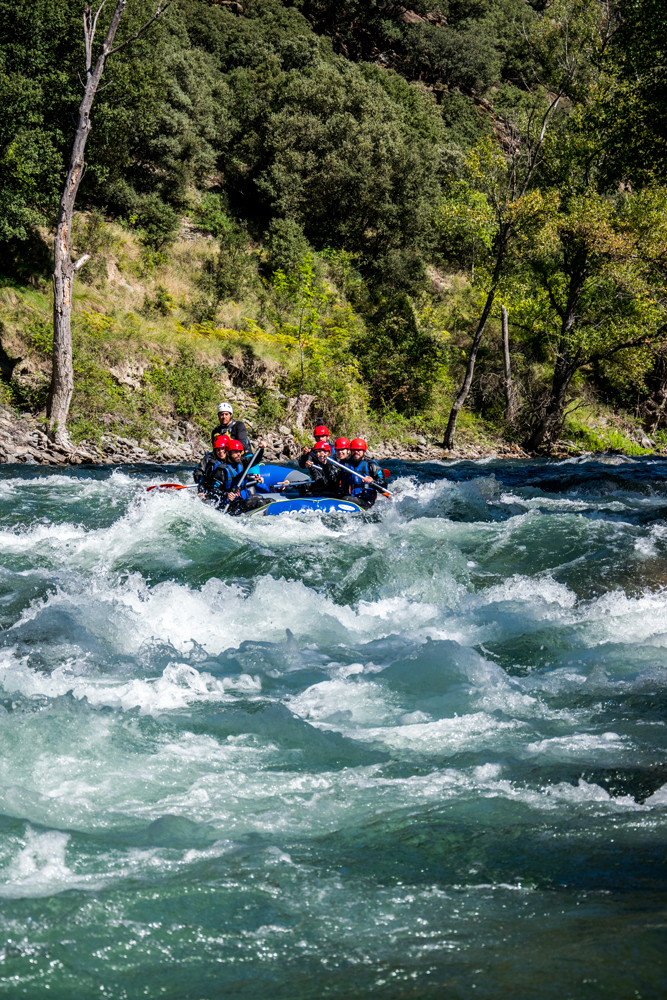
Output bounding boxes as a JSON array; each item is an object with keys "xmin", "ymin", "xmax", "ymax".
[{"xmin": 217, "ymin": 402, "xmax": 233, "ymax": 415}]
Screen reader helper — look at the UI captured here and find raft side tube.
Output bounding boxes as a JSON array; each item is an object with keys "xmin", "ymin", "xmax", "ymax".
[
  {"xmin": 244, "ymin": 496, "xmax": 366, "ymax": 516},
  {"xmin": 250, "ymin": 463, "xmax": 311, "ymax": 493}
]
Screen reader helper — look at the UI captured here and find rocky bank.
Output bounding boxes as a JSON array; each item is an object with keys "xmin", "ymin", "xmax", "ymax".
[{"xmin": 0, "ymin": 406, "xmax": 534, "ymax": 468}]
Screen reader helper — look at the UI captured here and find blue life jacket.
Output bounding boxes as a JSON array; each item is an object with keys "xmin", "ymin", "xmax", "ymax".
[
  {"xmin": 225, "ymin": 460, "xmax": 256, "ymax": 500},
  {"xmin": 343, "ymin": 458, "xmax": 384, "ymax": 497}
]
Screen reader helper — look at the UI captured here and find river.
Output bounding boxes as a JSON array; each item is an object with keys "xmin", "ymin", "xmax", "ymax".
[{"xmin": 0, "ymin": 456, "xmax": 665, "ymax": 999}]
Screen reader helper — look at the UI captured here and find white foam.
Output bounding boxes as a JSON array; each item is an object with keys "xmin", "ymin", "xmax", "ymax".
[
  {"xmin": 0, "ymin": 826, "xmax": 103, "ymax": 899},
  {"xmin": 288, "ymin": 678, "xmax": 398, "ymax": 727},
  {"xmin": 525, "ymin": 731, "xmax": 628, "ymax": 761},
  {"xmin": 644, "ymin": 783, "xmax": 667, "ymax": 806},
  {"xmin": 0, "ymin": 656, "xmax": 258, "ymax": 715}
]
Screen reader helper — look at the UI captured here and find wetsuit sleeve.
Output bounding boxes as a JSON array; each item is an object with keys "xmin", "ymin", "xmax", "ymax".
[
  {"xmin": 233, "ymin": 421, "xmax": 249, "ymax": 452},
  {"xmin": 367, "ymin": 461, "xmax": 384, "ymax": 482},
  {"xmin": 298, "ymin": 451, "xmax": 311, "ymax": 469},
  {"xmin": 193, "ymin": 453, "xmax": 209, "ymax": 484}
]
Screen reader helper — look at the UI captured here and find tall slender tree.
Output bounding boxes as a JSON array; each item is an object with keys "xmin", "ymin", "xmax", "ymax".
[{"xmin": 49, "ymin": 0, "xmax": 172, "ymax": 445}]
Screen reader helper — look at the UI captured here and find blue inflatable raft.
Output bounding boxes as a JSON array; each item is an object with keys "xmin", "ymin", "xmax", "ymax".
[{"xmin": 237, "ymin": 462, "xmax": 369, "ymax": 516}]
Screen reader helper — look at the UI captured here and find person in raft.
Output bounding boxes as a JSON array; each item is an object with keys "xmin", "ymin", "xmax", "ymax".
[
  {"xmin": 194, "ymin": 435, "xmax": 264, "ymax": 504},
  {"xmin": 341, "ymin": 438, "xmax": 386, "ymax": 507},
  {"xmin": 299, "ymin": 425, "xmax": 336, "ymax": 470},
  {"xmin": 210, "ymin": 402, "xmax": 250, "ymax": 453},
  {"xmin": 296, "ymin": 442, "xmax": 342, "ymax": 497}
]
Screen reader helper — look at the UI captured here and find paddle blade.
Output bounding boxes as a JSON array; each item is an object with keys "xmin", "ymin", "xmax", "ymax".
[{"xmin": 146, "ymin": 483, "xmax": 188, "ymax": 492}]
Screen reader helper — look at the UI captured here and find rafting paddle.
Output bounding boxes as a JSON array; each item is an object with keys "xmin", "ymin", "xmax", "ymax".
[
  {"xmin": 146, "ymin": 483, "xmax": 198, "ymax": 492},
  {"xmin": 221, "ymin": 445, "xmax": 264, "ymax": 512}
]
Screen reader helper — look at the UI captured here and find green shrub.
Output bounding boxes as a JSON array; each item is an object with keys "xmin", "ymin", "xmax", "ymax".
[
  {"xmin": 142, "ymin": 285, "xmax": 176, "ymax": 316},
  {"xmin": 71, "ymin": 211, "xmax": 114, "ymax": 286},
  {"xmin": 192, "ymin": 193, "xmax": 231, "ymax": 239},
  {"xmin": 133, "ymin": 195, "xmax": 180, "ymax": 257},
  {"xmin": 29, "ymin": 317, "xmax": 52, "ymax": 355},
  {"xmin": 264, "ymin": 219, "xmax": 311, "ymax": 276},
  {"xmin": 193, "ymin": 216, "xmax": 256, "ymax": 322},
  {"xmin": 255, "ymin": 388, "xmax": 286, "ymax": 425},
  {"xmin": 147, "ymin": 346, "xmax": 220, "ymax": 420}
]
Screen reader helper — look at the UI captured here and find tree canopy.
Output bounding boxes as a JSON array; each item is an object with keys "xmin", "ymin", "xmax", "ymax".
[{"xmin": 1, "ymin": 0, "xmax": 666, "ymax": 448}]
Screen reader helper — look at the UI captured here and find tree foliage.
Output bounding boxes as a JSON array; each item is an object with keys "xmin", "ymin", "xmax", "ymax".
[{"xmin": 1, "ymin": 0, "xmax": 666, "ymax": 445}]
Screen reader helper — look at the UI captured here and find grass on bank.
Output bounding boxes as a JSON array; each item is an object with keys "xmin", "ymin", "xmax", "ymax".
[
  {"xmin": 0, "ymin": 213, "xmax": 664, "ymax": 458},
  {"xmin": 0, "ymin": 216, "xmax": 457, "ymax": 451}
]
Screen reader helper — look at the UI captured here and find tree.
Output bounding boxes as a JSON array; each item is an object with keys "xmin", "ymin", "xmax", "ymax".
[
  {"xmin": 355, "ymin": 294, "xmax": 447, "ymax": 414},
  {"xmin": 269, "ymin": 253, "xmax": 366, "ymax": 427},
  {"xmin": 439, "ymin": 0, "xmax": 611, "ymax": 449},
  {"xmin": 521, "ymin": 188, "xmax": 667, "ymax": 450},
  {"xmin": 49, "ymin": 0, "xmax": 173, "ymax": 445},
  {"xmin": 223, "ymin": 57, "xmax": 444, "ymax": 277}
]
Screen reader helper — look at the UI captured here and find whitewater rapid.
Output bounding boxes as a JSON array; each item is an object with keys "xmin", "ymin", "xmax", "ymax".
[{"xmin": 0, "ymin": 458, "xmax": 665, "ymax": 999}]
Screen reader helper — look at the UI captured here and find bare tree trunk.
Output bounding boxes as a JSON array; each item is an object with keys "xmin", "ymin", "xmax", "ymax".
[
  {"xmin": 501, "ymin": 304, "xmax": 516, "ymax": 424},
  {"xmin": 48, "ymin": 0, "xmax": 171, "ymax": 445},
  {"xmin": 442, "ymin": 288, "xmax": 496, "ymax": 449},
  {"xmin": 442, "ymin": 228, "xmax": 509, "ymax": 450}
]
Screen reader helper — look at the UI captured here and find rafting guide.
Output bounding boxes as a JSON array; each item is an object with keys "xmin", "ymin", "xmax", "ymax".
[{"xmin": 210, "ymin": 402, "xmax": 251, "ymax": 453}]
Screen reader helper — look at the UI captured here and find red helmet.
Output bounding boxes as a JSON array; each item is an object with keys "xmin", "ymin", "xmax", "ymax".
[
  {"xmin": 313, "ymin": 442, "xmax": 331, "ymax": 452},
  {"xmin": 314, "ymin": 425, "xmax": 330, "ymax": 437},
  {"xmin": 213, "ymin": 435, "xmax": 231, "ymax": 450},
  {"xmin": 335, "ymin": 437, "xmax": 350, "ymax": 450},
  {"xmin": 350, "ymin": 438, "xmax": 367, "ymax": 451},
  {"xmin": 226, "ymin": 438, "xmax": 243, "ymax": 453}
]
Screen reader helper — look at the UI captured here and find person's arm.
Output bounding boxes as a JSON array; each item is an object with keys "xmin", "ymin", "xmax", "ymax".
[
  {"xmin": 234, "ymin": 421, "xmax": 249, "ymax": 452},
  {"xmin": 194, "ymin": 454, "xmax": 211, "ymax": 485},
  {"xmin": 239, "ymin": 447, "xmax": 264, "ymax": 483},
  {"xmin": 367, "ymin": 460, "xmax": 384, "ymax": 482}
]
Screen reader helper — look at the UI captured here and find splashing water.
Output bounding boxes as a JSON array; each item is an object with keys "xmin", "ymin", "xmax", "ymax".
[{"xmin": 0, "ymin": 457, "xmax": 666, "ymax": 999}]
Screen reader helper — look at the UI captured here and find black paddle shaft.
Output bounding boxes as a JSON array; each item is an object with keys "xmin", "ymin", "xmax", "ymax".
[{"xmin": 222, "ymin": 446, "xmax": 264, "ymax": 511}]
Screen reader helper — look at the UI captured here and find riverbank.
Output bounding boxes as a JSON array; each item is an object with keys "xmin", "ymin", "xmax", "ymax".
[
  {"xmin": 0, "ymin": 405, "xmax": 528, "ymax": 466},
  {"xmin": 0, "ymin": 404, "xmax": 644, "ymax": 466},
  {"xmin": 1, "ymin": 223, "xmax": 661, "ymax": 468}
]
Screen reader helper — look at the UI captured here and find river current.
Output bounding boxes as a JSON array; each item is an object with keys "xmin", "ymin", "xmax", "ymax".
[{"xmin": 0, "ymin": 456, "xmax": 665, "ymax": 999}]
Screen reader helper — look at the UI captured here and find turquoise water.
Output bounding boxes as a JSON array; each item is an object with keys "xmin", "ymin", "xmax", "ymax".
[{"xmin": 0, "ymin": 456, "xmax": 665, "ymax": 999}]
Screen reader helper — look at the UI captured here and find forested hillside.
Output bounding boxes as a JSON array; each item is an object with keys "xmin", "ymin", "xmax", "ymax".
[{"xmin": 1, "ymin": 0, "xmax": 666, "ymax": 457}]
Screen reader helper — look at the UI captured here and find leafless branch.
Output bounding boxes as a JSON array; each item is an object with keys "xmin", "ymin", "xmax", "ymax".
[{"xmin": 107, "ymin": 0, "xmax": 175, "ymax": 56}]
